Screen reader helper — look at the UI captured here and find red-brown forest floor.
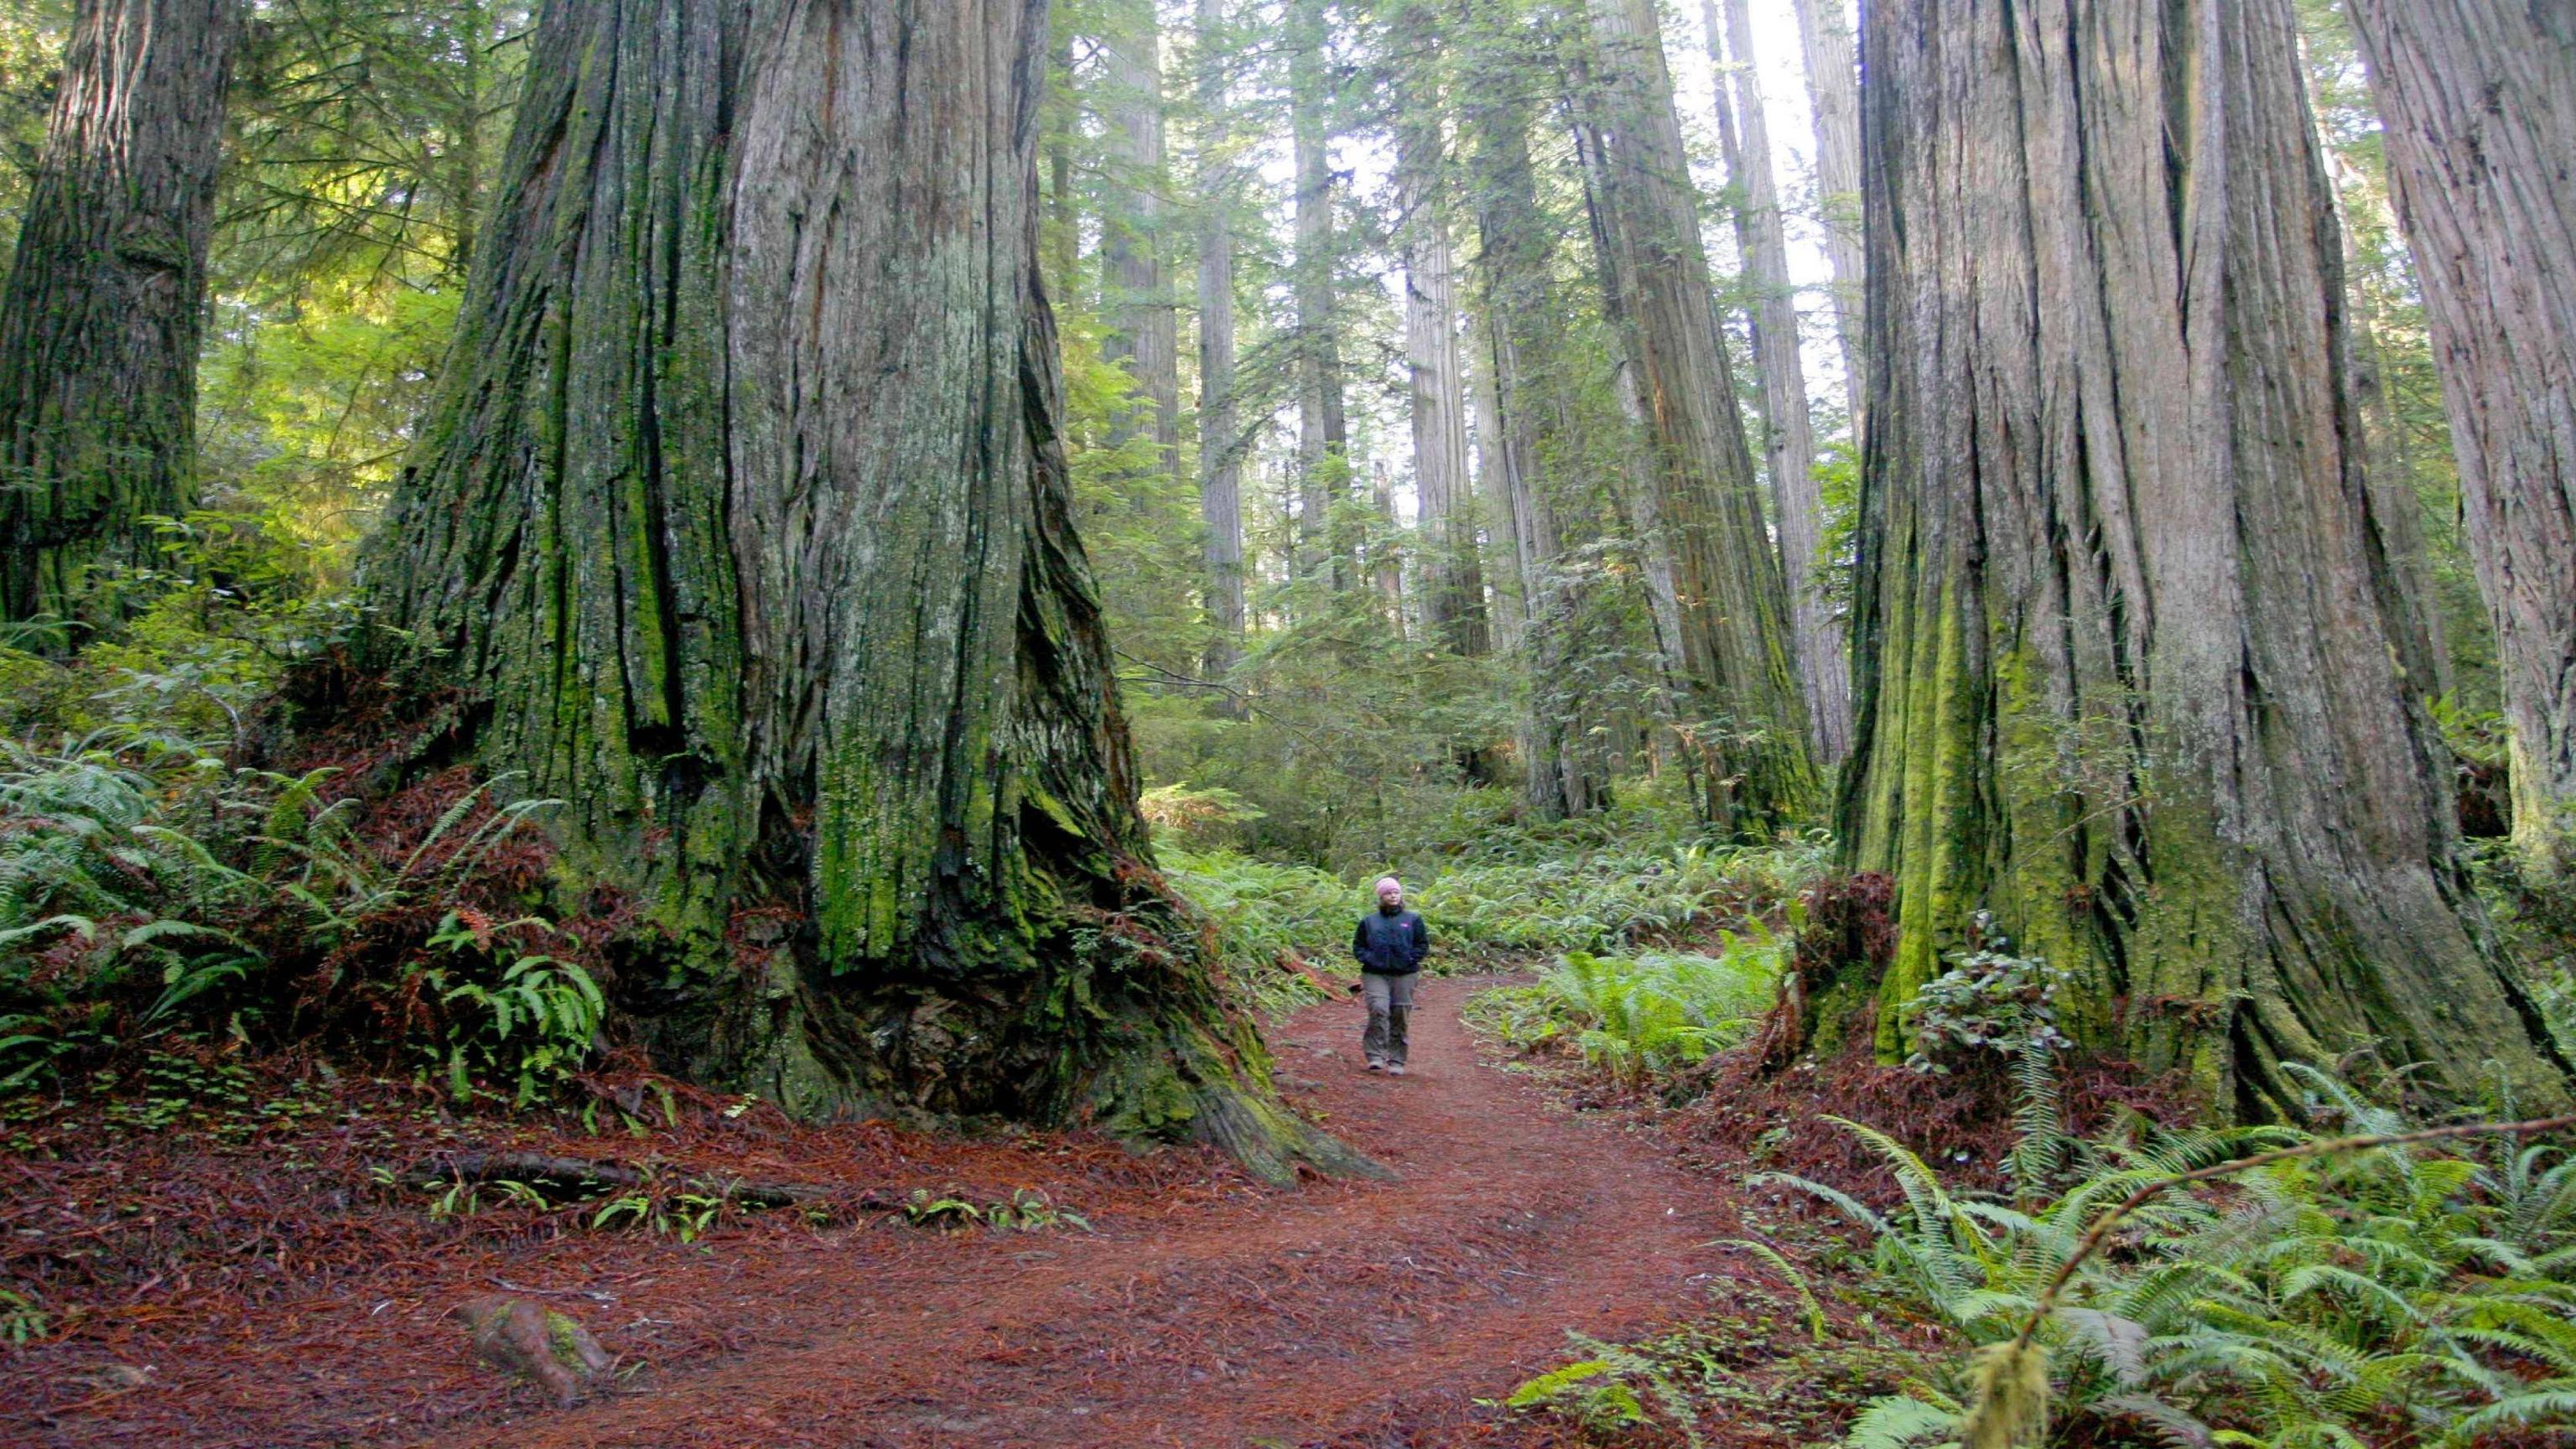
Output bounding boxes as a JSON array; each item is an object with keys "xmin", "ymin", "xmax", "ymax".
[{"xmin": 3, "ymin": 978, "xmax": 1940, "ymax": 1448}]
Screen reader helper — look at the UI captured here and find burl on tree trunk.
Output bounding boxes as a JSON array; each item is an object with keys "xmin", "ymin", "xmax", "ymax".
[
  {"xmin": 365, "ymin": 0, "xmax": 1363, "ymax": 1181},
  {"xmin": 1841, "ymin": 0, "xmax": 2569, "ymax": 1115},
  {"xmin": 0, "ymin": 0, "xmax": 238, "ymax": 626}
]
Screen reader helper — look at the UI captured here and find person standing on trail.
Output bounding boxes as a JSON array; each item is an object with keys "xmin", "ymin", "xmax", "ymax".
[{"xmin": 1352, "ymin": 875, "xmax": 1428, "ymax": 1075}]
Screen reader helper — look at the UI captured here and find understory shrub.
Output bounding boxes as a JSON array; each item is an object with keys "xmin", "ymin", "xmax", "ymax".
[
  {"xmin": 1415, "ymin": 836, "xmax": 1827, "ymax": 957},
  {"xmin": 1468, "ymin": 929, "xmax": 1786, "ymax": 1091},
  {"xmin": 0, "ymin": 728, "xmax": 601, "ymax": 1104},
  {"xmin": 1164, "ymin": 836, "xmax": 1823, "ymax": 997},
  {"xmin": 1784, "ymin": 1066, "xmax": 2576, "ymax": 1449}
]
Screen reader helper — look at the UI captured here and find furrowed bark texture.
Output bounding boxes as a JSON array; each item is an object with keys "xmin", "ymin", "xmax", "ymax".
[
  {"xmin": 0, "ymin": 0, "xmax": 238, "ymax": 625},
  {"xmin": 1574, "ymin": 0, "xmax": 1815, "ymax": 834},
  {"xmin": 1398, "ymin": 112, "xmax": 1488, "ymax": 657},
  {"xmin": 2347, "ymin": 0, "xmax": 2576, "ymax": 876},
  {"xmin": 367, "ymin": 0, "xmax": 1359, "ymax": 1180},
  {"xmin": 1464, "ymin": 7, "xmax": 1605, "ymax": 818},
  {"xmin": 1098, "ymin": 0, "xmax": 1181, "ymax": 485},
  {"xmin": 1710, "ymin": 0, "xmax": 1850, "ymax": 762},
  {"xmin": 1192, "ymin": 0, "xmax": 1244, "ymax": 683},
  {"xmin": 1786, "ymin": 0, "xmax": 1862, "ymax": 408},
  {"xmin": 1288, "ymin": 0, "xmax": 1349, "ymax": 594},
  {"xmin": 1844, "ymin": 0, "xmax": 2568, "ymax": 1112}
]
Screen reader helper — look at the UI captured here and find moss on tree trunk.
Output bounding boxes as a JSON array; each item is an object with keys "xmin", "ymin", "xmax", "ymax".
[
  {"xmin": 1841, "ymin": 0, "xmax": 2569, "ymax": 1115},
  {"xmin": 364, "ymin": 0, "xmax": 1364, "ymax": 1182},
  {"xmin": 0, "ymin": 0, "xmax": 238, "ymax": 628}
]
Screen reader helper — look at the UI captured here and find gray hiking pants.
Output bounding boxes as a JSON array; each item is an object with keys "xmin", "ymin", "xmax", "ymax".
[{"xmin": 1362, "ymin": 971, "xmax": 1415, "ymax": 1067}]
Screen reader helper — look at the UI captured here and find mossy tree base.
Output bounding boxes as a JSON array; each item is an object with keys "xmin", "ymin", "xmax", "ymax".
[
  {"xmin": 365, "ymin": 0, "xmax": 1362, "ymax": 1181},
  {"xmin": 0, "ymin": 0, "xmax": 237, "ymax": 627},
  {"xmin": 1842, "ymin": 0, "xmax": 2569, "ymax": 1115}
]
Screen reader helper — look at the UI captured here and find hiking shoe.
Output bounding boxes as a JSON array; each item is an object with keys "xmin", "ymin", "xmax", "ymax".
[
  {"xmin": 1386, "ymin": 1063, "xmax": 1406, "ymax": 1077},
  {"xmin": 1366, "ymin": 1059, "xmax": 1384, "ymax": 1072}
]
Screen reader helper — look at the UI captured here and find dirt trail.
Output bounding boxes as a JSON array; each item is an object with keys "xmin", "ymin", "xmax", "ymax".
[{"xmin": 450, "ymin": 978, "xmax": 1734, "ymax": 1447}]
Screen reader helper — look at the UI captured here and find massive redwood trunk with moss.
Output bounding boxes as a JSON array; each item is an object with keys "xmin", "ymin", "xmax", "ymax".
[
  {"xmin": 1841, "ymin": 0, "xmax": 2568, "ymax": 1114},
  {"xmin": 0, "ymin": 0, "xmax": 237, "ymax": 626},
  {"xmin": 2346, "ymin": 0, "xmax": 2576, "ymax": 880},
  {"xmin": 365, "ymin": 0, "xmax": 1357, "ymax": 1179}
]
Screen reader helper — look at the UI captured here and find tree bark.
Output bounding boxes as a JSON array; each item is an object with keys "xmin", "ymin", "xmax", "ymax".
[
  {"xmin": 2346, "ymin": 0, "xmax": 2576, "ymax": 878},
  {"xmin": 1192, "ymin": 0, "xmax": 1244, "ymax": 687},
  {"xmin": 1709, "ymin": 0, "xmax": 1850, "ymax": 763},
  {"xmin": 1098, "ymin": 0, "xmax": 1181, "ymax": 486},
  {"xmin": 1464, "ymin": 2, "xmax": 1603, "ymax": 818},
  {"xmin": 1570, "ymin": 0, "xmax": 1816, "ymax": 834},
  {"xmin": 1398, "ymin": 106, "xmax": 1488, "ymax": 657},
  {"xmin": 1468, "ymin": 314, "xmax": 1523, "ymax": 652},
  {"xmin": 0, "ymin": 0, "xmax": 238, "ymax": 627},
  {"xmin": 1288, "ymin": 0, "xmax": 1348, "ymax": 594},
  {"xmin": 365, "ymin": 0, "xmax": 1362, "ymax": 1181},
  {"xmin": 1842, "ymin": 0, "xmax": 2568, "ymax": 1113},
  {"xmin": 1785, "ymin": 0, "xmax": 1862, "ymax": 410}
]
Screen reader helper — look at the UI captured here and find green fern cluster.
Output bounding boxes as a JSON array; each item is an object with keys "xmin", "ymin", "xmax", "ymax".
[
  {"xmin": 1415, "ymin": 839, "xmax": 1825, "ymax": 956},
  {"xmin": 0, "ymin": 729, "xmax": 590, "ymax": 1102},
  {"xmin": 1478, "ymin": 932, "xmax": 1784, "ymax": 1088},
  {"xmin": 1792, "ymin": 1065, "xmax": 2576, "ymax": 1449}
]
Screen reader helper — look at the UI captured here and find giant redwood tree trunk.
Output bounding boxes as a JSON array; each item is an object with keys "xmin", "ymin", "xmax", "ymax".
[
  {"xmin": 366, "ymin": 0, "xmax": 1359, "ymax": 1180},
  {"xmin": 1573, "ymin": 0, "xmax": 1815, "ymax": 834},
  {"xmin": 0, "ymin": 0, "xmax": 237, "ymax": 626},
  {"xmin": 1842, "ymin": 0, "xmax": 2568, "ymax": 1113},
  {"xmin": 2346, "ymin": 0, "xmax": 2576, "ymax": 879}
]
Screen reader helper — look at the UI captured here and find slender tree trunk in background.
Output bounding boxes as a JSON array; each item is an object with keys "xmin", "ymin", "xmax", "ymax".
[
  {"xmin": 0, "ymin": 0, "xmax": 238, "ymax": 627},
  {"xmin": 1369, "ymin": 460, "xmax": 1405, "ymax": 629},
  {"xmin": 2348, "ymin": 0, "xmax": 2576, "ymax": 879},
  {"xmin": 1098, "ymin": 0, "xmax": 1180, "ymax": 484},
  {"xmin": 365, "ymin": 0, "xmax": 1358, "ymax": 1181},
  {"xmin": 1289, "ymin": 0, "xmax": 1348, "ymax": 594},
  {"xmin": 1710, "ymin": 0, "xmax": 1849, "ymax": 763},
  {"xmin": 1786, "ymin": 0, "xmax": 1862, "ymax": 411},
  {"xmin": 1842, "ymin": 0, "xmax": 2568, "ymax": 1113},
  {"xmin": 1192, "ymin": 0, "xmax": 1244, "ymax": 688},
  {"xmin": 1468, "ymin": 317, "xmax": 1524, "ymax": 652},
  {"xmin": 1047, "ymin": 30, "xmax": 1078, "ymax": 301},
  {"xmin": 1571, "ymin": 0, "xmax": 1816, "ymax": 835},
  {"xmin": 1398, "ymin": 114, "xmax": 1488, "ymax": 657},
  {"xmin": 1465, "ymin": 6, "xmax": 1602, "ymax": 819}
]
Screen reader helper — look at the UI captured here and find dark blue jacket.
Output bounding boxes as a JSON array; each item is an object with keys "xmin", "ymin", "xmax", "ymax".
[{"xmin": 1353, "ymin": 906, "xmax": 1429, "ymax": 975}]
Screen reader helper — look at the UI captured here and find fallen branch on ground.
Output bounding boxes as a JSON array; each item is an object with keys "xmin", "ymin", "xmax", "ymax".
[{"xmin": 394, "ymin": 1151, "xmax": 875, "ymax": 1210}]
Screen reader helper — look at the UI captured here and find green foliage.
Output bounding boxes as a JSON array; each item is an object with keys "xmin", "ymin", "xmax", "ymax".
[
  {"xmin": 1777, "ymin": 1068, "xmax": 2576, "ymax": 1448},
  {"xmin": 0, "ymin": 1284, "xmax": 48, "ymax": 1344},
  {"xmin": 0, "ymin": 715, "xmax": 593, "ymax": 1107},
  {"xmin": 1411, "ymin": 836, "xmax": 1825, "ymax": 956},
  {"xmin": 589, "ymin": 1172, "xmax": 730, "ymax": 1244},
  {"xmin": 1501, "ymin": 1332, "xmax": 1706, "ymax": 1446},
  {"xmin": 900, "ymin": 1187, "xmax": 1092, "ymax": 1234},
  {"xmin": 423, "ymin": 912, "xmax": 604, "ymax": 1106},
  {"xmin": 1519, "ymin": 934, "xmax": 1783, "ymax": 1088},
  {"xmin": 1138, "ymin": 782, "xmax": 1268, "ymax": 849},
  {"xmin": 1898, "ymin": 922, "xmax": 2075, "ymax": 1076}
]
